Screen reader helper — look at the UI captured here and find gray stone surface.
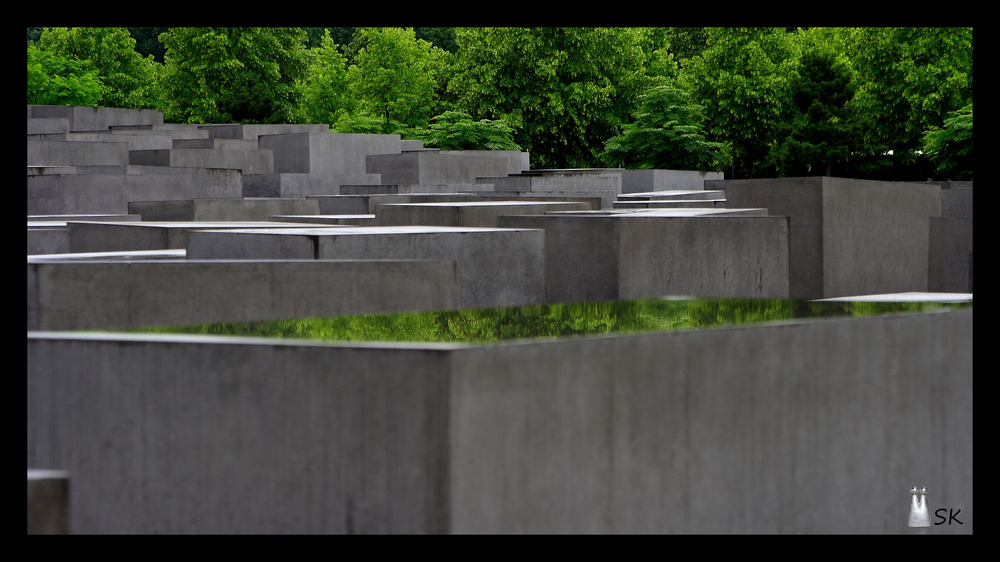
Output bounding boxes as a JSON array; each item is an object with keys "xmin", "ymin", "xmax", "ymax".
[
  {"xmin": 366, "ymin": 150, "xmax": 523, "ymax": 185},
  {"xmin": 607, "ymin": 169, "xmax": 724, "ymax": 193},
  {"xmin": 478, "ymin": 172, "xmax": 622, "ymax": 209},
  {"xmin": 27, "ymin": 308, "xmax": 972, "ymax": 533},
  {"xmin": 499, "ymin": 214, "xmax": 789, "ymax": 302},
  {"xmin": 128, "ymin": 148, "xmax": 274, "ymax": 174},
  {"xmin": 242, "ymin": 173, "xmax": 381, "ymax": 198},
  {"xmin": 27, "ymin": 470, "xmax": 70, "ymax": 534},
  {"xmin": 29, "ymin": 105, "xmax": 164, "ymax": 131},
  {"xmin": 28, "ymin": 140, "xmax": 130, "ymax": 167},
  {"xmin": 376, "ymin": 201, "xmax": 593, "ymax": 228},
  {"xmin": 186, "ymin": 226, "xmax": 547, "ymax": 309},
  {"xmin": 28, "ymin": 168, "xmax": 243, "ymax": 215},
  {"xmin": 65, "ymin": 221, "xmax": 331, "ymax": 253},
  {"xmin": 718, "ymin": 177, "xmax": 942, "ymax": 299},
  {"xmin": 28, "ymin": 259, "xmax": 457, "ymax": 331},
  {"xmin": 260, "ymin": 132, "xmax": 400, "ymax": 176},
  {"xmin": 128, "ymin": 198, "xmax": 320, "ymax": 222},
  {"xmin": 201, "ymin": 123, "xmax": 331, "ymax": 141}
]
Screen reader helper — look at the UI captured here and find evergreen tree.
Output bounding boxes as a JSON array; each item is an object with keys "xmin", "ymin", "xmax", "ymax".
[{"xmin": 774, "ymin": 49, "xmax": 860, "ymax": 177}]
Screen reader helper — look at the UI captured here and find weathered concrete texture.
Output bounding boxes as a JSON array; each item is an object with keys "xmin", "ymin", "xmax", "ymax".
[
  {"xmin": 128, "ymin": 198, "xmax": 320, "ymax": 222},
  {"xmin": 29, "ymin": 105, "xmax": 164, "ymax": 132},
  {"xmin": 499, "ymin": 214, "xmax": 789, "ymax": 302},
  {"xmin": 200, "ymin": 123, "xmax": 331, "ymax": 141},
  {"xmin": 376, "ymin": 201, "xmax": 593, "ymax": 228},
  {"xmin": 27, "ymin": 470, "xmax": 70, "ymax": 534},
  {"xmin": 608, "ymin": 169, "xmax": 724, "ymax": 193},
  {"xmin": 309, "ymin": 193, "xmax": 602, "ymax": 216},
  {"xmin": 27, "ymin": 259, "xmax": 457, "ymax": 331},
  {"xmin": 242, "ymin": 173, "xmax": 381, "ymax": 198},
  {"xmin": 186, "ymin": 226, "xmax": 546, "ymax": 309},
  {"xmin": 30, "ymin": 131, "xmax": 174, "ymax": 150},
  {"xmin": 366, "ymin": 150, "xmax": 523, "ymax": 185},
  {"xmin": 27, "ymin": 227, "xmax": 70, "ymax": 255},
  {"xmin": 27, "ymin": 308, "xmax": 972, "ymax": 533},
  {"xmin": 339, "ymin": 184, "xmax": 495, "ymax": 195},
  {"xmin": 718, "ymin": 177, "xmax": 942, "ymax": 299},
  {"xmin": 28, "ymin": 168, "xmax": 244, "ymax": 215},
  {"xmin": 260, "ymin": 132, "xmax": 400, "ymax": 176},
  {"xmin": 28, "ymin": 140, "xmax": 131, "ymax": 167},
  {"xmin": 928, "ymin": 217, "xmax": 973, "ymax": 293},
  {"xmin": 270, "ymin": 215, "xmax": 377, "ymax": 226},
  {"xmin": 65, "ymin": 221, "xmax": 333, "ymax": 254},
  {"xmin": 128, "ymin": 148, "xmax": 274, "ymax": 175},
  {"xmin": 479, "ymin": 172, "xmax": 622, "ymax": 209}
]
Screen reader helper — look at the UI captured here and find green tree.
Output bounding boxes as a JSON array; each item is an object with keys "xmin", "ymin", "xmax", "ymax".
[
  {"xmin": 922, "ymin": 103, "xmax": 972, "ymax": 181},
  {"xmin": 301, "ymin": 29, "xmax": 352, "ymax": 128},
  {"xmin": 400, "ymin": 111, "xmax": 522, "ymax": 151},
  {"xmin": 342, "ymin": 27, "xmax": 446, "ymax": 134},
  {"xmin": 158, "ymin": 27, "xmax": 309, "ymax": 124},
  {"xmin": 450, "ymin": 27, "xmax": 655, "ymax": 169},
  {"xmin": 599, "ymin": 85, "xmax": 730, "ymax": 171},
  {"xmin": 38, "ymin": 27, "xmax": 161, "ymax": 109},
  {"xmin": 680, "ymin": 27, "xmax": 799, "ymax": 178},
  {"xmin": 27, "ymin": 43, "xmax": 104, "ymax": 106},
  {"xmin": 773, "ymin": 48, "xmax": 860, "ymax": 177},
  {"xmin": 829, "ymin": 27, "xmax": 972, "ymax": 180}
]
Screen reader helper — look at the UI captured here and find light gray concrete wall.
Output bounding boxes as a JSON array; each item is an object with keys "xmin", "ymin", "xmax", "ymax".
[
  {"xmin": 821, "ymin": 178, "xmax": 940, "ymax": 298},
  {"xmin": 201, "ymin": 124, "xmax": 331, "ymax": 141},
  {"xmin": 27, "ymin": 259, "xmax": 457, "ymax": 331},
  {"xmin": 27, "ymin": 228, "xmax": 70, "ymax": 255},
  {"xmin": 261, "ymin": 133, "xmax": 401, "ymax": 176},
  {"xmin": 499, "ymin": 214, "xmax": 789, "ymax": 302},
  {"xmin": 186, "ymin": 227, "xmax": 547, "ymax": 309},
  {"xmin": 242, "ymin": 174, "xmax": 381, "ymax": 198},
  {"xmin": 29, "ymin": 105, "xmax": 164, "ymax": 131},
  {"xmin": 448, "ymin": 308, "xmax": 972, "ymax": 533},
  {"xmin": 28, "ymin": 140, "xmax": 130, "ymax": 167},
  {"xmin": 928, "ymin": 188, "xmax": 972, "ymax": 293},
  {"xmin": 604, "ymin": 169, "xmax": 724, "ymax": 193},
  {"xmin": 27, "ymin": 334, "xmax": 455, "ymax": 533},
  {"xmin": 128, "ymin": 148, "xmax": 274, "ymax": 175},
  {"xmin": 375, "ymin": 201, "xmax": 593, "ymax": 228},
  {"xmin": 720, "ymin": 177, "xmax": 942, "ymax": 299},
  {"xmin": 366, "ymin": 151, "xmax": 518, "ymax": 185},
  {"xmin": 27, "ymin": 308, "xmax": 972, "ymax": 533},
  {"xmin": 28, "ymin": 169, "xmax": 243, "ymax": 215},
  {"xmin": 128, "ymin": 198, "xmax": 320, "ymax": 222}
]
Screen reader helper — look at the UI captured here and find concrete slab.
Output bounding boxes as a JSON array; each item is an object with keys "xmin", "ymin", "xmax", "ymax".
[
  {"xmin": 27, "ymin": 307, "xmax": 972, "ymax": 533},
  {"xmin": 375, "ymin": 201, "xmax": 593, "ymax": 228},
  {"xmin": 498, "ymin": 214, "xmax": 789, "ymax": 302},
  {"xmin": 270, "ymin": 215, "xmax": 377, "ymax": 226},
  {"xmin": 185, "ymin": 226, "xmax": 547, "ymax": 309},
  {"xmin": 29, "ymin": 105, "xmax": 164, "ymax": 131},
  {"xmin": 27, "ymin": 469, "xmax": 70, "ymax": 534},
  {"xmin": 814, "ymin": 292, "xmax": 972, "ymax": 302},
  {"xmin": 242, "ymin": 173, "xmax": 381, "ymax": 198},
  {"xmin": 128, "ymin": 198, "xmax": 320, "ymax": 222},
  {"xmin": 28, "ymin": 258, "xmax": 457, "ymax": 331},
  {"xmin": 65, "ymin": 221, "xmax": 335, "ymax": 253},
  {"xmin": 718, "ymin": 177, "xmax": 942, "ymax": 299},
  {"xmin": 259, "ymin": 132, "xmax": 400, "ymax": 176},
  {"xmin": 366, "ymin": 150, "xmax": 523, "ymax": 185},
  {"xmin": 128, "ymin": 148, "xmax": 274, "ymax": 174}
]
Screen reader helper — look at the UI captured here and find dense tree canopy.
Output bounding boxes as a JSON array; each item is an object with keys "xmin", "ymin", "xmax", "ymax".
[
  {"xmin": 38, "ymin": 27, "xmax": 160, "ymax": 109},
  {"xmin": 599, "ymin": 85, "xmax": 730, "ymax": 171},
  {"xmin": 26, "ymin": 26, "xmax": 972, "ymax": 181},
  {"xmin": 158, "ymin": 27, "xmax": 309, "ymax": 124},
  {"xmin": 451, "ymin": 27, "xmax": 655, "ymax": 168}
]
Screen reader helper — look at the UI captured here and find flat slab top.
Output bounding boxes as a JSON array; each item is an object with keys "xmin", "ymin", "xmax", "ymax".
[
  {"xmin": 379, "ymin": 201, "xmax": 588, "ymax": 208},
  {"xmin": 63, "ymin": 221, "xmax": 330, "ymax": 229},
  {"xmin": 28, "ymin": 249, "xmax": 187, "ymax": 261},
  {"xmin": 546, "ymin": 208, "xmax": 768, "ymax": 217},
  {"xmin": 193, "ymin": 226, "xmax": 539, "ymax": 236},
  {"xmin": 618, "ymin": 190, "xmax": 721, "ymax": 198},
  {"xmin": 815, "ymin": 292, "xmax": 973, "ymax": 302},
  {"xmin": 28, "ymin": 469, "xmax": 71, "ymax": 481}
]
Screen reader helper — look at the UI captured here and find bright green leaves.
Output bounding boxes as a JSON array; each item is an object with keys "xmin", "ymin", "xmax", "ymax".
[
  {"xmin": 158, "ymin": 27, "xmax": 309, "ymax": 124},
  {"xmin": 27, "ymin": 43, "xmax": 104, "ymax": 106},
  {"xmin": 399, "ymin": 111, "xmax": 522, "ymax": 151},
  {"xmin": 922, "ymin": 103, "xmax": 973, "ymax": 181},
  {"xmin": 451, "ymin": 28, "xmax": 653, "ymax": 168},
  {"xmin": 36, "ymin": 27, "xmax": 160, "ymax": 109},
  {"xmin": 599, "ymin": 85, "xmax": 730, "ymax": 171}
]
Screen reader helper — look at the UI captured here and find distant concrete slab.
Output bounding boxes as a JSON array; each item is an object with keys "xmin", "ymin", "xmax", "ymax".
[
  {"xmin": 129, "ymin": 198, "xmax": 320, "ymax": 222},
  {"xmin": 186, "ymin": 226, "xmax": 546, "ymax": 309},
  {"xmin": 28, "ymin": 258, "xmax": 457, "ymax": 330},
  {"xmin": 66, "ymin": 220, "xmax": 335, "ymax": 253},
  {"xmin": 375, "ymin": 200, "xmax": 593, "ymax": 228},
  {"xmin": 814, "ymin": 292, "xmax": 972, "ymax": 302}
]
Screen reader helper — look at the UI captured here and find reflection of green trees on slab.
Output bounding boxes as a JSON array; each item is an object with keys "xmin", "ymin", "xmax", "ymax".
[{"xmin": 121, "ymin": 299, "xmax": 970, "ymax": 344}]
